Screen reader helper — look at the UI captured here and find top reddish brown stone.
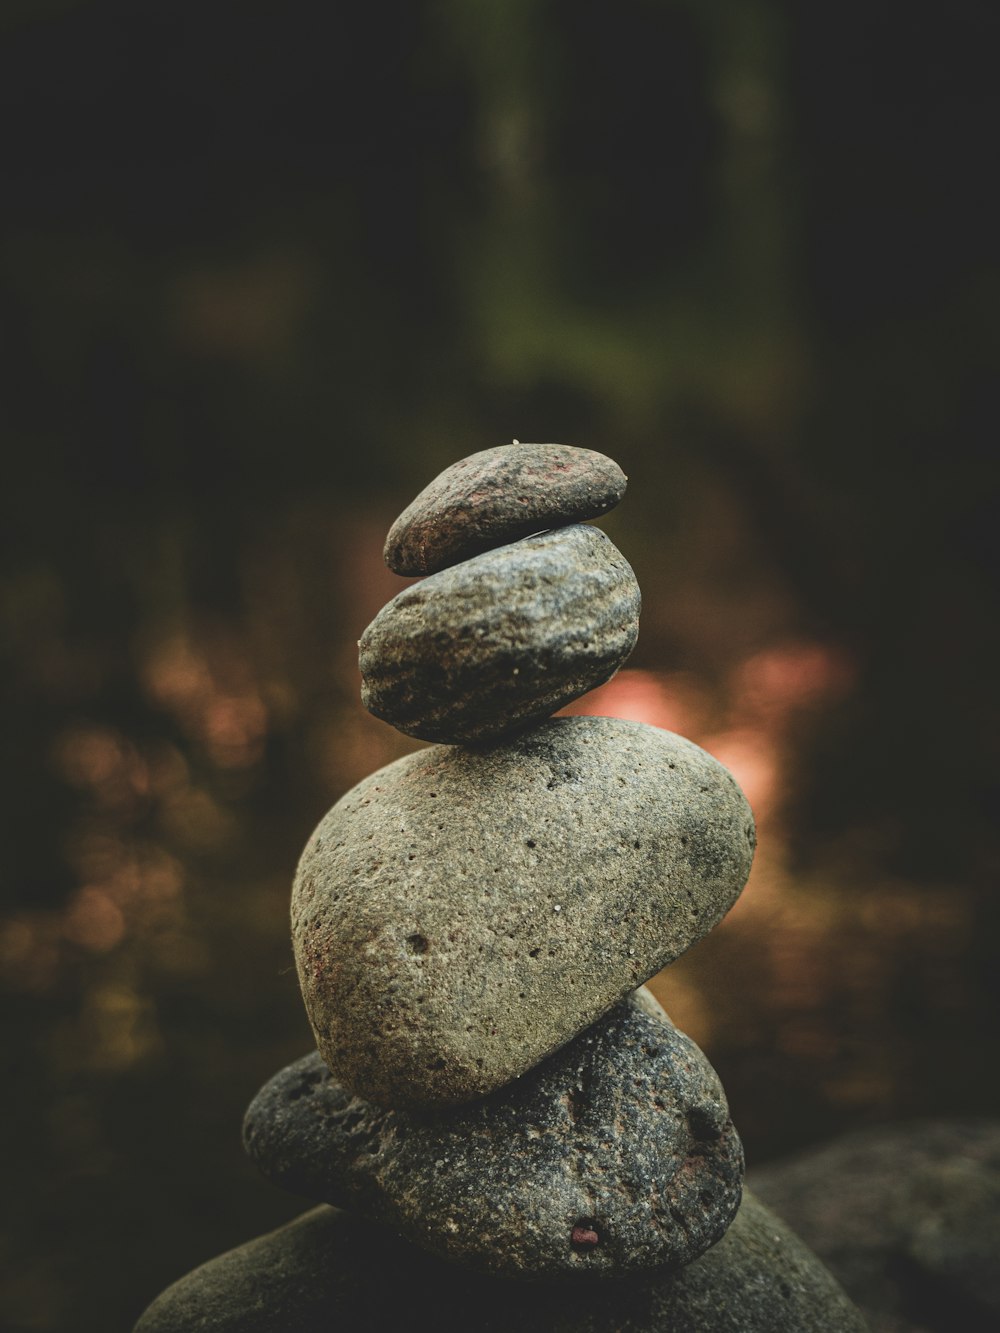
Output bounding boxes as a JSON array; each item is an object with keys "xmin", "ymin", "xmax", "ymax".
[{"xmin": 383, "ymin": 442, "xmax": 627, "ymax": 575}]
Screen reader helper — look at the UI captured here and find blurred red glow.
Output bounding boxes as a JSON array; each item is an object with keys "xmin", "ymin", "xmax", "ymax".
[
  {"xmin": 560, "ymin": 668, "xmax": 708, "ymax": 736},
  {"xmin": 565, "ymin": 667, "xmax": 784, "ymax": 820},
  {"xmin": 700, "ymin": 728, "xmax": 781, "ymax": 821},
  {"xmin": 731, "ymin": 640, "xmax": 854, "ymax": 722}
]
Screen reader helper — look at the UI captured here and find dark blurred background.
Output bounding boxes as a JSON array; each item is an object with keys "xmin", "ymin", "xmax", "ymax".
[{"xmin": 1, "ymin": 2, "xmax": 997, "ymax": 1329}]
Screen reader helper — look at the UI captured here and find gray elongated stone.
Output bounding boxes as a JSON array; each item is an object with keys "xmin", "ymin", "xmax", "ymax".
[
  {"xmin": 384, "ymin": 442, "xmax": 628, "ymax": 576},
  {"xmin": 292, "ymin": 716, "xmax": 755, "ymax": 1108},
  {"xmin": 359, "ymin": 524, "xmax": 640, "ymax": 745},
  {"xmin": 133, "ymin": 1193, "xmax": 868, "ymax": 1331},
  {"xmin": 243, "ymin": 989, "xmax": 744, "ymax": 1279}
]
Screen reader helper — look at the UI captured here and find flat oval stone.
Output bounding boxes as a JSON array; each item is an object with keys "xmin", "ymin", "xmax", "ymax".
[
  {"xmin": 360, "ymin": 525, "xmax": 640, "ymax": 745},
  {"xmin": 384, "ymin": 442, "xmax": 627, "ymax": 576},
  {"xmin": 133, "ymin": 1194, "xmax": 868, "ymax": 1332},
  {"xmin": 292, "ymin": 716, "xmax": 755, "ymax": 1108},
  {"xmin": 243, "ymin": 989, "xmax": 744, "ymax": 1279}
]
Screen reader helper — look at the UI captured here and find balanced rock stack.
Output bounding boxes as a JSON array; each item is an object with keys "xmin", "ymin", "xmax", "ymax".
[{"xmin": 135, "ymin": 445, "xmax": 868, "ymax": 1331}]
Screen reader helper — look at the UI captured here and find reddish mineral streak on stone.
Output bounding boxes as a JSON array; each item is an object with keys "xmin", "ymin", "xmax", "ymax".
[
  {"xmin": 571, "ymin": 1226, "xmax": 600, "ymax": 1247},
  {"xmin": 383, "ymin": 443, "xmax": 628, "ymax": 576}
]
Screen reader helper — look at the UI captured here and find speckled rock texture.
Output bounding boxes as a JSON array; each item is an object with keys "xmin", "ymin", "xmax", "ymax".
[
  {"xmin": 384, "ymin": 442, "xmax": 628, "ymax": 576},
  {"xmin": 244, "ymin": 988, "xmax": 743, "ymax": 1279},
  {"xmin": 751, "ymin": 1119, "xmax": 1000, "ymax": 1333},
  {"xmin": 133, "ymin": 1191, "xmax": 868, "ymax": 1332},
  {"xmin": 292, "ymin": 716, "xmax": 756, "ymax": 1109},
  {"xmin": 360, "ymin": 524, "xmax": 640, "ymax": 745}
]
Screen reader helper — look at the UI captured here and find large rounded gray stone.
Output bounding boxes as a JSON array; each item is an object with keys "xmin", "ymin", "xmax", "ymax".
[
  {"xmin": 360, "ymin": 524, "xmax": 640, "ymax": 745},
  {"xmin": 133, "ymin": 1192, "xmax": 868, "ymax": 1331},
  {"xmin": 384, "ymin": 442, "xmax": 627, "ymax": 575},
  {"xmin": 243, "ymin": 989, "xmax": 744, "ymax": 1279},
  {"xmin": 292, "ymin": 716, "xmax": 755, "ymax": 1108}
]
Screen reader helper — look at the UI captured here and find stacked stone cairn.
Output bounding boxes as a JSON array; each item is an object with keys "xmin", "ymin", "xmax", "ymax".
[{"xmin": 135, "ymin": 444, "xmax": 868, "ymax": 1331}]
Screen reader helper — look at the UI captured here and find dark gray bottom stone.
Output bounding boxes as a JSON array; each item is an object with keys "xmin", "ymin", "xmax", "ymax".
[
  {"xmin": 133, "ymin": 1190, "xmax": 868, "ymax": 1332},
  {"xmin": 750, "ymin": 1118, "xmax": 1000, "ymax": 1333},
  {"xmin": 242, "ymin": 990, "xmax": 744, "ymax": 1278}
]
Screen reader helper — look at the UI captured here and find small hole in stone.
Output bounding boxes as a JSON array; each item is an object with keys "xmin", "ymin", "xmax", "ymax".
[
  {"xmin": 526, "ymin": 839, "xmax": 536, "ymax": 849},
  {"xmin": 688, "ymin": 1104, "xmax": 723, "ymax": 1141},
  {"xmin": 405, "ymin": 933, "xmax": 429, "ymax": 955},
  {"xmin": 288, "ymin": 1071, "xmax": 322, "ymax": 1102},
  {"xmin": 529, "ymin": 948, "xmax": 540, "ymax": 958}
]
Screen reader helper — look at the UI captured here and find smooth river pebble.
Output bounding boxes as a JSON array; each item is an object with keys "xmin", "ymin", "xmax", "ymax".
[
  {"xmin": 360, "ymin": 525, "xmax": 640, "ymax": 744},
  {"xmin": 384, "ymin": 442, "xmax": 627, "ymax": 576}
]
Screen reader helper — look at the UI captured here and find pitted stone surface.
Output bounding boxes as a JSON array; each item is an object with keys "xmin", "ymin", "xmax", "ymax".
[
  {"xmin": 133, "ymin": 1193, "xmax": 868, "ymax": 1331},
  {"xmin": 384, "ymin": 442, "xmax": 627, "ymax": 576},
  {"xmin": 243, "ymin": 989, "xmax": 743, "ymax": 1279},
  {"xmin": 360, "ymin": 524, "xmax": 640, "ymax": 745},
  {"xmin": 292, "ymin": 716, "xmax": 755, "ymax": 1109}
]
